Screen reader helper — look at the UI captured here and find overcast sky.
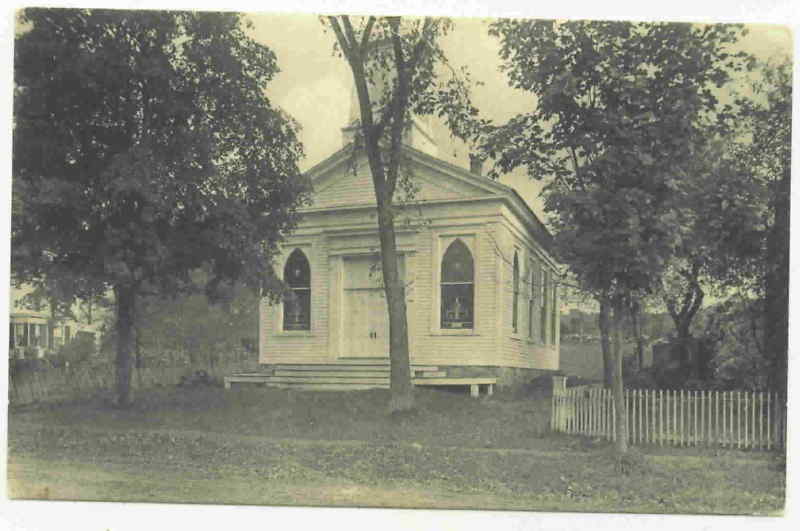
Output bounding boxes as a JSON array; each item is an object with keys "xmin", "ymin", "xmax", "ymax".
[{"xmin": 245, "ymin": 15, "xmax": 792, "ymax": 220}]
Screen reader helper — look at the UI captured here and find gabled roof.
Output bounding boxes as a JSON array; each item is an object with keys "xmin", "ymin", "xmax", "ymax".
[{"xmin": 303, "ymin": 142, "xmax": 554, "ymax": 253}]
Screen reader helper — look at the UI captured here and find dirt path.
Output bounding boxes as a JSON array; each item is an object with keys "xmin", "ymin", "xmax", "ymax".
[{"xmin": 7, "ymin": 455, "xmax": 543, "ymax": 511}]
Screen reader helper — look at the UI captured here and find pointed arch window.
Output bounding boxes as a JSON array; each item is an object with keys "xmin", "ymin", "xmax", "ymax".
[
  {"xmin": 512, "ymin": 251, "xmax": 520, "ymax": 334},
  {"xmin": 528, "ymin": 259, "xmax": 536, "ymax": 339},
  {"xmin": 441, "ymin": 239, "xmax": 474, "ymax": 329},
  {"xmin": 283, "ymin": 249, "xmax": 311, "ymax": 331}
]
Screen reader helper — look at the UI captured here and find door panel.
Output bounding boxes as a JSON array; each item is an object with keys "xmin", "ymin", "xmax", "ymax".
[
  {"xmin": 344, "ymin": 289, "xmax": 388, "ymax": 357},
  {"xmin": 342, "ymin": 254, "xmax": 404, "ymax": 358}
]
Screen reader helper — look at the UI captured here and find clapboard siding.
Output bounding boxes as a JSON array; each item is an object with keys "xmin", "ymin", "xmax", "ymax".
[
  {"xmin": 496, "ymin": 222, "xmax": 560, "ymax": 370},
  {"xmin": 312, "ymin": 154, "xmax": 489, "ymax": 209},
  {"xmin": 261, "ymin": 234, "xmax": 332, "ymax": 364},
  {"xmin": 259, "ymin": 148, "xmax": 560, "ymax": 373}
]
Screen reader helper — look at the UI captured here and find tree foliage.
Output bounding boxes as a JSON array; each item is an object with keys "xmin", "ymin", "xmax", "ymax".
[
  {"xmin": 695, "ymin": 59, "xmax": 792, "ymax": 394},
  {"xmin": 13, "ymin": 9, "xmax": 309, "ymax": 406},
  {"xmin": 484, "ymin": 19, "xmax": 750, "ymax": 454}
]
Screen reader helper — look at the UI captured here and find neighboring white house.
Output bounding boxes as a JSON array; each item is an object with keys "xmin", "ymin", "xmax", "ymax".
[
  {"xmin": 257, "ymin": 110, "xmax": 561, "ymax": 389},
  {"xmin": 8, "ymin": 285, "xmax": 105, "ymax": 360}
]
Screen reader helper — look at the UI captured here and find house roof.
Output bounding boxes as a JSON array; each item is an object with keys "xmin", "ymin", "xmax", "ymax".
[{"xmin": 303, "ymin": 142, "xmax": 555, "ymax": 255}]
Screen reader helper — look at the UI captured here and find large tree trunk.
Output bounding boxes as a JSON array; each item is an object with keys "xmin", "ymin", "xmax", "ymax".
[
  {"xmin": 376, "ymin": 200, "xmax": 414, "ymax": 413},
  {"xmin": 598, "ymin": 296, "xmax": 613, "ymax": 388},
  {"xmin": 611, "ymin": 298, "xmax": 628, "ymax": 455},
  {"xmin": 114, "ymin": 284, "xmax": 136, "ymax": 408}
]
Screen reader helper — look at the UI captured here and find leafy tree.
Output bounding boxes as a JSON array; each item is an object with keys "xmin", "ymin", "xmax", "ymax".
[
  {"xmin": 323, "ymin": 16, "xmax": 483, "ymax": 412},
  {"xmin": 134, "ymin": 271, "xmax": 259, "ymax": 368},
  {"xmin": 696, "ymin": 59, "xmax": 791, "ymax": 396},
  {"xmin": 485, "ymin": 20, "xmax": 748, "ymax": 456},
  {"xmin": 13, "ymin": 9, "xmax": 309, "ymax": 406}
]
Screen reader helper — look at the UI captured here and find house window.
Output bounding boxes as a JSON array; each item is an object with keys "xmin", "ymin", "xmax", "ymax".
[
  {"xmin": 283, "ymin": 248, "xmax": 311, "ymax": 331},
  {"xmin": 528, "ymin": 260, "xmax": 536, "ymax": 339},
  {"xmin": 551, "ymin": 279, "xmax": 559, "ymax": 344},
  {"xmin": 541, "ymin": 269, "xmax": 549, "ymax": 343},
  {"xmin": 512, "ymin": 251, "xmax": 520, "ymax": 334},
  {"xmin": 441, "ymin": 239, "xmax": 474, "ymax": 329},
  {"xmin": 16, "ymin": 324, "xmax": 27, "ymax": 347}
]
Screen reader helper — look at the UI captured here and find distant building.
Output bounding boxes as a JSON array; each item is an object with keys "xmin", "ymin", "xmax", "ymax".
[{"xmin": 8, "ymin": 285, "xmax": 105, "ymax": 360}]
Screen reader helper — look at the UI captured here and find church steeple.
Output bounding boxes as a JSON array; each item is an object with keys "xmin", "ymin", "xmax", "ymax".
[{"xmin": 340, "ymin": 41, "xmax": 439, "ymax": 158}]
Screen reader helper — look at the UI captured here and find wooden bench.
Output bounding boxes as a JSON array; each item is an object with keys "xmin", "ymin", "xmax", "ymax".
[{"xmin": 412, "ymin": 377, "xmax": 496, "ymax": 398}]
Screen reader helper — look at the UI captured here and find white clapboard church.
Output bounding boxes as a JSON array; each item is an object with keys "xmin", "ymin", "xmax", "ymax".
[{"xmin": 227, "ymin": 87, "xmax": 561, "ymax": 395}]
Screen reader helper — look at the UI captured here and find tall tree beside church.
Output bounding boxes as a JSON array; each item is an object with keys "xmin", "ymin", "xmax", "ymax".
[
  {"xmin": 324, "ymin": 16, "xmax": 483, "ymax": 412},
  {"xmin": 484, "ymin": 20, "xmax": 748, "ymax": 457},
  {"xmin": 13, "ymin": 9, "xmax": 308, "ymax": 406}
]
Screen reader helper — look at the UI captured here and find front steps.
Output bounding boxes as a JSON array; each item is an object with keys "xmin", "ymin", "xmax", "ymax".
[{"xmin": 224, "ymin": 361, "xmax": 495, "ymax": 396}]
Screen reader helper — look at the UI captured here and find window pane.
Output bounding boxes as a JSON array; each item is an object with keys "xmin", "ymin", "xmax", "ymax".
[
  {"xmin": 441, "ymin": 239, "xmax": 474, "ymax": 283},
  {"xmin": 284, "ymin": 249, "xmax": 310, "ymax": 288},
  {"xmin": 284, "ymin": 288, "xmax": 310, "ymax": 330},
  {"xmin": 441, "ymin": 283, "xmax": 474, "ymax": 329},
  {"xmin": 512, "ymin": 253, "xmax": 519, "ymax": 332}
]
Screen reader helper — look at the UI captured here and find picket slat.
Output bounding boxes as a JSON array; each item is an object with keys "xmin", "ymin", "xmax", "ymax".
[
  {"xmin": 767, "ymin": 392, "xmax": 772, "ymax": 450},
  {"xmin": 658, "ymin": 389, "xmax": 663, "ymax": 446},
  {"xmin": 550, "ymin": 387, "xmax": 782, "ymax": 453}
]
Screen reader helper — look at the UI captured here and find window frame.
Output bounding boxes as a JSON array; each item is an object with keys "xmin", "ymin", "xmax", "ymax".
[
  {"xmin": 512, "ymin": 250, "xmax": 520, "ymax": 335},
  {"xmin": 528, "ymin": 258, "xmax": 536, "ymax": 340},
  {"xmin": 433, "ymin": 234, "xmax": 478, "ymax": 335},
  {"xmin": 280, "ymin": 247, "xmax": 312, "ymax": 333}
]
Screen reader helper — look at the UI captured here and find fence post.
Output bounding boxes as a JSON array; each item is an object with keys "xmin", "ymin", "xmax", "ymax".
[
  {"xmin": 751, "ymin": 391, "xmax": 756, "ymax": 450},
  {"xmin": 658, "ymin": 389, "xmax": 663, "ymax": 446},
  {"xmin": 759, "ymin": 392, "xmax": 764, "ymax": 450},
  {"xmin": 639, "ymin": 389, "xmax": 645, "ymax": 445},
  {"xmin": 693, "ymin": 390, "xmax": 697, "ymax": 446},
  {"xmin": 744, "ymin": 391, "xmax": 749, "ymax": 449},
  {"xmin": 767, "ymin": 392, "xmax": 772, "ymax": 450}
]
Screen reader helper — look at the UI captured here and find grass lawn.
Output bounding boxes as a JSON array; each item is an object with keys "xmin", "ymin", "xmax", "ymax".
[{"xmin": 7, "ymin": 385, "xmax": 786, "ymax": 515}]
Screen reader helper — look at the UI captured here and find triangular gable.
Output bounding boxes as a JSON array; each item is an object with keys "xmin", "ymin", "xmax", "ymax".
[{"xmin": 306, "ymin": 144, "xmax": 502, "ymax": 210}]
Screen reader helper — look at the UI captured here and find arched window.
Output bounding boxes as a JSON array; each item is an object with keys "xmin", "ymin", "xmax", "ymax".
[
  {"xmin": 283, "ymin": 249, "xmax": 310, "ymax": 331},
  {"xmin": 441, "ymin": 239, "xmax": 474, "ymax": 329},
  {"xmin": 528, "ymin": 259, "xmax": 536, "ymax": 339},
  {"xmin": 512, "ymin": 251, "xmax": 520, "ymax": 333},
  {"xmin": 541, "ymin": 269, "xmax": 550, "ymax": 342}
]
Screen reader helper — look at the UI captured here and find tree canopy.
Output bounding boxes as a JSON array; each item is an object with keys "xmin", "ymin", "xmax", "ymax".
[
  {"xmin": 484, "ymin": 19, "xmax": 751, "ymax": 454},
  {"xmin": 13, "ymin": 8, "xmax": 310, "ymax": 405},
  {"xmin": 485, "ymin": 20, "xmax": 749, "ymax": 302}
]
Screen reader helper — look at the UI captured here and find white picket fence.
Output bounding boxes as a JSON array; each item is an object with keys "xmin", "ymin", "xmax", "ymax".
[{"xmin": 551, "ymin": 386, "xmax": 787, "ymax": 450}]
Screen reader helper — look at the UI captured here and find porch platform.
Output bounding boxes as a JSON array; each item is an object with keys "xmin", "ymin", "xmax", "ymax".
[{"xmin": 224, "ymin": 365, "xmax": 496, "ymax": 397}]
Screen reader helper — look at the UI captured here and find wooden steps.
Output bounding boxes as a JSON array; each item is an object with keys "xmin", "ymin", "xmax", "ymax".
[{"xmin": 224, "ymin": 363, "xmax": 496, "ymax": 397}]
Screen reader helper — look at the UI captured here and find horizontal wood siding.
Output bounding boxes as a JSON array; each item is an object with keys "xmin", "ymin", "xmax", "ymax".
[
  {"xmin": 312, "ymin": 155, "xmax": 489, "ymax": 210},
  {"xmin": 260, "ymin": 154, "xmax": 559, "ymax": 372},
  {"xmin": 498, "ymin": 222, "xmax": 559, "ymax": 370},
  {"xmin": 260, "ymin": 234, "xmax": 331, "ymax": 364},
  {"xmin": 406, "ymin": 223, "xmax": 499, "ymax": 367}
]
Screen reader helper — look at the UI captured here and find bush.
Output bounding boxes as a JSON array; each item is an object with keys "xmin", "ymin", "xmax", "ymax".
[
  {"xmin": 699, "ymin": 297, "xmax": 769, "ymax": 390},
  {"xmin": 54, "ymin": 334, "xmax": 96, "ymax": 367}
]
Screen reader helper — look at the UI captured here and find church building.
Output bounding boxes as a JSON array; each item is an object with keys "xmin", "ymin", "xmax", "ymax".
[{"xmin": 254, "ymin": 101, "xmax": 561, "ymax": 391}]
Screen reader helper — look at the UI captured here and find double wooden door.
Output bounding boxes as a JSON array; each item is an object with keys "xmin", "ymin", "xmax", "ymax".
[
  {"xmin": 344, "ymin": 288, "xmax": 389, "ymax": 357},
  {"xmin": 342, "ymin": 255, "xmax": 405, "ymax": 358}
]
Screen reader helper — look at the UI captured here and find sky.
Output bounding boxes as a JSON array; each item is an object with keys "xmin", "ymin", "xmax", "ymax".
[{"xmin": 245, "ymin": 15, "xmax": 792, "ymax": 221}]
